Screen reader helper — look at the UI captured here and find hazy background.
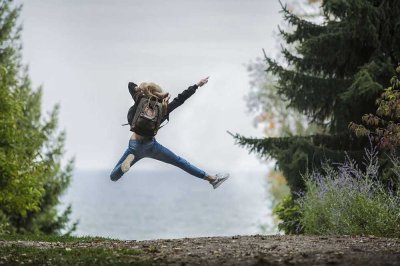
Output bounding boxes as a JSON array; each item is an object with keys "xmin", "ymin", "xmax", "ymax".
[
  {"xmin": 16, "ymin": 0, "xmax": 285, "ymax": 239},
  {"xmin": 18, "ymin": 0, "xmax": 282, "ymax": 173}
]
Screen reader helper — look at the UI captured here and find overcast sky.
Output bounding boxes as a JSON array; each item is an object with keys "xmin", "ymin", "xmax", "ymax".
[{"xmin": 17, "ymin": 0, "xmax": 284, "ymax": 175}]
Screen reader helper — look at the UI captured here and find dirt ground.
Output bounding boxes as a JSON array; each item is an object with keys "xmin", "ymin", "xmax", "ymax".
[{"xmin": 2, "ymin": 234, "xmax": 400, "ymax": 265}]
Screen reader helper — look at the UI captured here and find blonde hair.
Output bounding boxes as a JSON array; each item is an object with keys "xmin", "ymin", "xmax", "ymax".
[{"xmin": 136, "ymin": 82, "xmax": 169, "ymax": 117}]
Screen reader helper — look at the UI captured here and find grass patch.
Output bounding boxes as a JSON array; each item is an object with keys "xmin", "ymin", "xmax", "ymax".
[
  {"xmin": 0, "ymin": 234, "xmax": 152, "ymax": 265},
  {"xmin": 0, "ymin": 234, "xmax": 112, "ymax": 243},
  {"xmin": 0, "ymin": 245, "xmax": 149, "ymax": 266}
]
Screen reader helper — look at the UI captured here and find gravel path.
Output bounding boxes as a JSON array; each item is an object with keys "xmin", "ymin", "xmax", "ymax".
[{"xmin": 1, "ymin": 235, "xmax": 400, "ymax": 265}]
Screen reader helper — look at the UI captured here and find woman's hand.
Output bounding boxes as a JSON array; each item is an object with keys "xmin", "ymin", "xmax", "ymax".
[{"xmin": 197, "ymin": 76, "xmax": 209, "ymax": 87}]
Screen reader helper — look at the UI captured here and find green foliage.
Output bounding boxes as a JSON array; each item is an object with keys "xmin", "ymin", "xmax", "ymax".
[
  {"xmin": 232, "ymin": 132, "xmax": 364, "ymax": 193},
  {"xmin": 245, "ymin": 57, "xmax": 322, "ymax": 137},
  {"xmin": 0, "ymin": 246, "xmax": 148, "ymax": 266},
  {"xmin": 273, "ymin": 194, "xmax": 302, "ymax": 234},
  {"xmin": 245, "ymin": 1, "xmax": 325, "ymax": 233},
  {"xmin": 350, "ymin": 66, "xmax": 400, "ymax": 151},
  {"xmin": 299, "ymin": 147, "xmax": 400, "ymax": 237},
  {"xmin": 236, "ymin": 0, "xmax": 400, "ymax": 194},
  {"xmin": 0, "ymin": 1, "xmax": 75, "ymax": 234},
  {"xmin": 0, "ymin": 210, "xmax": 14, "ymax": 235},
  {"xmin": 0, "ymin": 234, "xmax": 110, "ymax": 242},
  {"xmin": 0, "ymin": 235, "xmax": 152, "ymax": 266}
]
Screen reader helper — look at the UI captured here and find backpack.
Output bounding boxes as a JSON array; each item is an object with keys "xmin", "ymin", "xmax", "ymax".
[{"xmin": 126, "ymin": 95, "xmax": 165, "ymax": 137}]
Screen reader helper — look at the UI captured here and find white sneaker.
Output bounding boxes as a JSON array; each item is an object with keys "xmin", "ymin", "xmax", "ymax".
[
  {"xmin": 121, "ymin": 154, "xmax": 135, "ymax": 173},
  {"xmin": 210, "ymin": 173, "xmax": 230, "ymax": 189}
]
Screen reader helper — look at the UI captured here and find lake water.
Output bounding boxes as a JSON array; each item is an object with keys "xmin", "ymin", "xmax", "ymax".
[{"xmin": 60, "ymin": 169, "xmax": 274, "ymax": 240}]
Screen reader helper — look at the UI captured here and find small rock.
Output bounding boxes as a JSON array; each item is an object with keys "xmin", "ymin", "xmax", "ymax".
[
  {"xmin": 267, "ymin": 244, "xmax": 278, "ymax": 250},
  {"xmin": 300, "ymin": 252, "xmax": 309, "ymax": 257},
  {"xmin": 351, "ymin": 247, "xmax": 363, "ymax": 252}
]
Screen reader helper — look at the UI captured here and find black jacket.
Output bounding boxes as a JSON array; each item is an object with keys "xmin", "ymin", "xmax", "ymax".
[{"xmin": 128, "ymin": 82, "xmax": 199, "ymax": 131}]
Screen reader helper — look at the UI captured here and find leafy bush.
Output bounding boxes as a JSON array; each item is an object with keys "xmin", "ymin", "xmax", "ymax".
[
  {"xmin": 299, "ymin": 144, "xmax": 400, "ymax": 237},
  {"xmin": 0, "ymin": 210, "xmax": 14, "ymax": 235},
  {"xmin": 273, "ymin": 194, "xmax": 303, "ymax": 234},
  {"xmin": 349, "ymin": 65, "xmax": 400, "ymax": 151}
]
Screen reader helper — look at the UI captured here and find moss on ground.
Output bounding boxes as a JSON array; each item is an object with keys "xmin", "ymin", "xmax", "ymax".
[
  {"xmin": 0, "ymin": 234, "xmax": 110, "ymax": 243},
  {"xmin": 0, "ymin": 245, "xmax": 150, "ymax": 266},
  {"xmin": 0, "ymin": 235, "xmax": 151, "ymax": 266}
]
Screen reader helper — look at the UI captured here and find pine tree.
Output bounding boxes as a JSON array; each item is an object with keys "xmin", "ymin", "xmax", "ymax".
[
  {"xmin": 0, "ymin": 1, "xmax": 75, "ymax": 234},
  {"xmin": 234, "ymin": 0, "xmax": 400, "ymax": 193}
]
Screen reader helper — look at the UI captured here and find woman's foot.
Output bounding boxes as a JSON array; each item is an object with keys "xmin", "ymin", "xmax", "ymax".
[
  {"xmin": 121, "ymin": 154, "xmax": 135, "ymax": 173},
  {"xmin": 207, "ymin": 173, "xmax": 230, "ymax": 189}
]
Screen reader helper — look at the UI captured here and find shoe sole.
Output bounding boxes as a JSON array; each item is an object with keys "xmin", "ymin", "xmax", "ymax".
[
  {"xmin": 213, "ymin": 175, "xmax": 230, "ymax": 189},
  {"xmin": 121, "ymin": 154, "xmax": 135, "ymax": 173}
]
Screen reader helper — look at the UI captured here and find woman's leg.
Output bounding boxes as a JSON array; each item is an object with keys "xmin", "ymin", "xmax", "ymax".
[
  {"xmin": 110, "ymin": 148, "xmax": 138, "ymax": 181},
  {"xmin": 148, "ymin": 141, "xmax": 208, "ymax": 179}
]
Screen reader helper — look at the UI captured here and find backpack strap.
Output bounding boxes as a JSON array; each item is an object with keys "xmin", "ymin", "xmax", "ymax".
[
  {"xmin": 152, "ymin": 101, "xmax": 164, "ymax": 135},
  {"xmin": 158, "ymin": 118, "xmax": 169, "ymax": 129},
  {"xmin": 131, "ymin": 97, "xmax": 148, "ymax": 130}
]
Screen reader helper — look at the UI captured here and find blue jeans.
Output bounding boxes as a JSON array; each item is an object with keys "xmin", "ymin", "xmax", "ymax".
[{"xmin": 110, "ymin": 138, "xmax": 207, "ymax": 181}]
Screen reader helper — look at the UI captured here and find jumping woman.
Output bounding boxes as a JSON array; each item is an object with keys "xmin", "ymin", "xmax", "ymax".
[{"xmin": 110, "ymin": 77, "xmax": 230, "ymax": 189}]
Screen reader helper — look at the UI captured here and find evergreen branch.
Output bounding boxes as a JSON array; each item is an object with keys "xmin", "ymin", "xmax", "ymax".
[
  {"xmin": 265, "ymin": 57, "xmax": 351, "ymax": 124},
  {"xmin": 230, "ymin": 132, "xmax": 366, "ymax": 192},
  {"xmin": 278, "ymin": 0, "xmax": 324, "ymax": 44}
]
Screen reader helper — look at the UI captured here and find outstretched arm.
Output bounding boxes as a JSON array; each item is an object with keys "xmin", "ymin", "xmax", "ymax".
[{"xmin": 166, "ymin": 76, "xmax": 209, "ymax": 114}]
